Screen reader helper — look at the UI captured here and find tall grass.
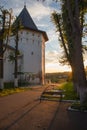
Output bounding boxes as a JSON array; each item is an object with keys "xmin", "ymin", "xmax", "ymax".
[{"xmin": 58, "ymin": 82, "xmax": 79, "ymax": 100}]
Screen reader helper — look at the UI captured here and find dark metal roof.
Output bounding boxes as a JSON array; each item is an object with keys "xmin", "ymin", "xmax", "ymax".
[
  {"xmin": 14, "ymin": 6, "xmax": 48, "ymax": 42},
  {"xmin": 16, "ymin": 5, "xmax": 38, "ymax": 30}
]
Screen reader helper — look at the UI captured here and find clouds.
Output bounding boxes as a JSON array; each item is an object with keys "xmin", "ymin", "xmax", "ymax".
[
  {"xmin": 29, "ymin": 3, "xmax": 51, "ymax": 20},
  {"xmin": 45, "ymin": 50, "xmax": 61, "ymax": 65},
  {"xmin": 0, "ymin": 0, "xmax": 69, "ymax": 73},
  {"xmin": 45, "ymin": 62, "xmax": 71, "ymax": 73}
]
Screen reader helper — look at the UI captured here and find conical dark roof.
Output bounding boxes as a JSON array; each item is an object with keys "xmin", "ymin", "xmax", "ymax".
[
  {"xmin": 13, "ymin": 6, "xmax": 48, "ymax": 42},
  {"xmin": 16, "ymin": 5, "xmax": 38, "ymax": 30}
]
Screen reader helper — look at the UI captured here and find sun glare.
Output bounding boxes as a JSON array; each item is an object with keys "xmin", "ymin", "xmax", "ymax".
[{"xmin": 45, "ymin": 63, "xmax": 71, "ymax": 73}]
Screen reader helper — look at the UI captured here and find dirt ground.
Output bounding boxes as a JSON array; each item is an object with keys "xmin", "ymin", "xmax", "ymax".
[
  {"xmin": 0, "ymin": 86, "xmax": 59, "ymax": 130},
  {"xmin": 0, "ymin": 85, "xmax": 87, "ymax": 130}
]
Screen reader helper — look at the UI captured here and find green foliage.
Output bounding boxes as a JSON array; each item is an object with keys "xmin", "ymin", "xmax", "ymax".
[
  {"xmin": 4, "ymin": 82, "xmax": 14, "ymax": 89},
  {"xmin": 71, "ymin": 102, "xmax": 87, "ymax": 111},
  {"xmin": 12, "ymin": 18, "xmax": 23, "ymax": 35},
  {"xmin": 41, "ymin": 81, "xmax": 79, "ymax": 101},
  {"xmin": 51, "ymin": 0, "xmax": 87, "ymax": 66},
  {"xmin": 8, "ymin": 51, "xmax": 21, "ymax": 63},
  {"xmin": 45, "ymin": 72, "xmax": 69, "ymax": 83},
  {"xmin": 0, "ymin": 88, "xmax": 30, "ymax": 97},
  {"xmin": 8, "ymin": 52, "xmax": 15, "ymax": 63},
  {"xmin": 59, "ymin": 82, "xmax": 79, "ymax": 100},
  {"xmin": 0, "ymin": 82, "xmax": 31, "ymax": 97},
  {"xmin": 51, "ymin": 11, "xmax": 71, "ymax": 65},
  {"xmin": 0, "ymin": 8, "xmax": 12, "ymax": 57}
]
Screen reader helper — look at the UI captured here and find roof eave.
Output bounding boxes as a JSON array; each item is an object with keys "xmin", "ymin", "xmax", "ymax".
[
  {"xmin": 42, "ymin": 31, "xmax": 49, "ymax": 42},
  {"xmin": 22, "ymin": 27, "xmax": 49, "ymax": 42}
]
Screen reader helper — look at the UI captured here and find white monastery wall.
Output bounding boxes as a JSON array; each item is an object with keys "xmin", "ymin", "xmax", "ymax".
[
  {"xmin": 3, "ymin": 49, "xmax": 14, "ymax": 82},
  {"xmin": 7, "ymin": 29, "xmax": 43, "ymax": 83},
  {"xmin": 18, "ymin": 29, "xmax": 42, "ymax": 74}
]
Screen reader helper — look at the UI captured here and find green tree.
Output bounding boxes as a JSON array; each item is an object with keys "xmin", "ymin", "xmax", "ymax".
[
  {"xmin": 51, "ymin": 0, "xmax": 87, "ymax": 104},
  {"xmin": 12, "ymin": 18, "xmax": 22, "ymax": 87},
  {"xmin": 0, "ymin": 7, "xmax": 12, "ymax": 89}
]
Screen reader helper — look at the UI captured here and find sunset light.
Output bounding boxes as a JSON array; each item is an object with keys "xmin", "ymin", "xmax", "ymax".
[{"xmin": 45, "ymin": 63, "xmax": 71, "ymax": 73}]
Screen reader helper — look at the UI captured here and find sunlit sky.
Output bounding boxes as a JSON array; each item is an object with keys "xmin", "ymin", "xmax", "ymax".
[{"xmin": 0, "ymin": 0, "xmax": 87, "ymax": 73}]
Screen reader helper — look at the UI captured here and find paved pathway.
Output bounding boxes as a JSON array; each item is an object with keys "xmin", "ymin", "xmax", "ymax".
[
  {"xmin": 48, "ymin": 102, "xmax": 87, "ymax": 130},
  {"xmin": 0, "ymin": 85, "xmax": 87, "ymax": 130}
]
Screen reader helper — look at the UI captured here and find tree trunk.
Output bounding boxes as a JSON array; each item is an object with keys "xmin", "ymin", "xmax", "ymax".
[
  {"xmin": 74, "ymin": 29, "xmax": 87, "ymax": 104},
  {"xmin": 71, "ymin": 66, "xmax": 79, "ymax": 92},
  {"xmin": 79, "ymin": 87, "xmax": 87, "ymax": 104},
  {"xmin": 66, "ymin": 0, "xmax": 87, "ymax": 104},
  {"xmin": 14, "ymin": 57, "xmax": 18, "ymax": 87},
  {"xmin": 0, "ymin": 40, "xmax": 4, "ymax": 90},
  {"xmin": 14, "ymin": 34, "xmax": 18, "ymax": 87}
]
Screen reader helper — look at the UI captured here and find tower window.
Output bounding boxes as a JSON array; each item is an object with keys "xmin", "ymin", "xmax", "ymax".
[
  {"xmin": 26, "ymin": 38, "xmax": 28, "ymax": 41},
  {"xmin": 31, "ymin": 51, "xmax": 34, "ymax": 55},
  {"xmin": 21, "ymin": 38, "xmax": 22, "ymax": 41},
  {"xmin": 32, "ymin": 33, "xmax": 34, "ymax": 36}
]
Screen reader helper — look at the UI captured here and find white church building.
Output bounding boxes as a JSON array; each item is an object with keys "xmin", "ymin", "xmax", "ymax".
[{"xmin": 3, "ymin": 5, "xmax": 48, "ymax": 85}]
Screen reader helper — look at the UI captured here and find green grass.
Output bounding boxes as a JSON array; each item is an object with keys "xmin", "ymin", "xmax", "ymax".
[
  {"xmin": 0, "ymin": 82, "xmax": 32, "ymax": 97},
  {"xmin": 0, "ymin": 87, "xmax": 31, "ymax": 97},
  {"xmin": 41, "ymin": 82, "xmax": 79, "ymax": 101},
  {"xmin": 4, "ymin": 82, "xmax": 30, "ymax": 89},
  {"xmin": 56, "ymin": 82, "xmax": 79, "ymax": 100},
  {"xmin": 58, "ymin": 82, "xmax": 87, "ymax": 111},
  {"xmin": 71, "ymin": 102, "xmax": 87, "ymax": 111}
]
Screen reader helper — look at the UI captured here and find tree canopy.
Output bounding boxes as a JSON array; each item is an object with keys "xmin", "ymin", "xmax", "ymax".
[{"xmin": 51, "ymin": 0, "xmax": 87, "ymax": 104}]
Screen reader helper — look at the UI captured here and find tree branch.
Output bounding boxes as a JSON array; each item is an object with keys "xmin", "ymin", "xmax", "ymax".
[
  {"xmin": 52, "ymin": 12, "xmax": 70, "ymax": 63},
  {"xmin": 75, "ymin": 0, "xmax": 81, "ymax": 32},
  {"xmin": 66, "ymin": 0, "xmax": 75, "ymax": 32},
  {"xmin": 80, "ymin": 0, "xmax": 84, "ymax": 36}
]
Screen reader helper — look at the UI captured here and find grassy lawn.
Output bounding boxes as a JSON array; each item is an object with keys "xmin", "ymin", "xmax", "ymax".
[
  {"xmin": 57, "ymin": 82, "xmax": 79, "ymax": 100},
  {"xmin": 41, "ymin": 82, "xmax": 79, "ymax": 101},
  {"xmin": 71, "ymin": 102, "xmax": 87, "ymax": 111},
  {"xmin": 0, "ymin": 81, "xmax": 79, "ymax": 101},
  {"xmin": 0, "ymin": 87, "xmax": 31, "ymax": 97}
]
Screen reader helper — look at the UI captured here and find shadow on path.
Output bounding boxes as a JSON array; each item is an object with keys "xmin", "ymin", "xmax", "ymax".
[
  {"xmin": 47, "ymin": 101, "xmax": 62, "ymax": 130},
  {"xmin": 3, "ymin": 101, "xmax": 41, "ymax": 130},
  {"xmin": 47, "ymin": 102, "xmax": 87, "ymax": 130}
]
